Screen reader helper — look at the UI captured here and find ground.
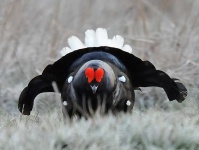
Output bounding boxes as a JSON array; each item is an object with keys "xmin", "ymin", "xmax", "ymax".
[{"xmin": 0, "ymin": 0, "xmax": 199, "ymax": 149}]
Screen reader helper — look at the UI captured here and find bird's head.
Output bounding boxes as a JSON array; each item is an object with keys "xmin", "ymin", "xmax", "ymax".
[
  {"xmin": 84, "ymin": 66, "xmax": 104, "ymax": 94},
  {"xmin": 72, "ymin": 60, "xmax": 116, "ymax": 96}
]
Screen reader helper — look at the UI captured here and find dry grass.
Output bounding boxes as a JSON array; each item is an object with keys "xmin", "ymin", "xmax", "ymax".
[{"xmin": 0, "ymin": 0, "xmax": 199, "ymax": 149}]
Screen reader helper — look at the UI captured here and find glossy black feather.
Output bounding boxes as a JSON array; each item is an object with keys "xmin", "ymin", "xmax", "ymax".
[
  {"xmin": 61, "ymin": 59, "xmax": 134, "ymax": 117},
  {"xmin": 18, "ymin": 46, "xmax": 188, "ymax": 117}
]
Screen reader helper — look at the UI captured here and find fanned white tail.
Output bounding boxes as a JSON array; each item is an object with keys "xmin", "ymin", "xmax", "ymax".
[{"xmin": 60, "ymin": 28, "xmax": 133, "ymax": 56}]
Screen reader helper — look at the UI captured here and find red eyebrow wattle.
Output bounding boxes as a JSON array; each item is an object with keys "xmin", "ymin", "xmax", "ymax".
[
  {"xmin": 95, "ymin": 68, "xmax": 104, "ymax": 82},
  {"xmin": 85, "ymin": 67, "xmax": 95, "ymax": 83}
]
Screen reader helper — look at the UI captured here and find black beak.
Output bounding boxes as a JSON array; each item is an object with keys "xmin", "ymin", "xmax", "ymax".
[{"xmin": 90, "ymin": 85, "xmax": 98, "ymax": 94}]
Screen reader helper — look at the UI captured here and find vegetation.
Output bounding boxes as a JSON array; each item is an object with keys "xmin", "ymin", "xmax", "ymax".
[{"xmin": 0, "ymin": 0, "xmax": 198, "ymax": 149}]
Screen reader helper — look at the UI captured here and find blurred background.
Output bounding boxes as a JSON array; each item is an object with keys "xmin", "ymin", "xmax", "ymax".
[{"xmin": 0, "ymin": 0, "xmax": 198, "ymax": 115}]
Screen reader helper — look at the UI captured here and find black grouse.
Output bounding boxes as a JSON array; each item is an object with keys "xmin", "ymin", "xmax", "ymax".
[{"xmin": 18, "ymin": 28, "xmax": 187, "ymax": 118}]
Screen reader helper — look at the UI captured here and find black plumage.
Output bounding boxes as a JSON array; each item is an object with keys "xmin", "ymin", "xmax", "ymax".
[{"xmin": 18, "ymin": 46, "xmax": 187, "ymax": 118}]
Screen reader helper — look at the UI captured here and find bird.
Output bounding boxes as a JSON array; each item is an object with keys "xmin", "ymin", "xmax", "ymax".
[{"xmin": 18, "ymin": 28, "xmax": 188, "ymax": 118}]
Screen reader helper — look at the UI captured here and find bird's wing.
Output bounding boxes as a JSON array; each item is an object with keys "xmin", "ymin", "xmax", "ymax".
[
  {"xmin": 18, "ymin": 47, "xmax": 100, "ymax": 115},
  {"xmin": 100, "ymin": 48, "xmax": 188, "ymax": 102},
  {"xmin": 43, "ymin": 46, "xmax": 188, "ymax": 102},
  {"xmin": 18, "ymin": 75, "xmax": 54, "ymax": 115}
]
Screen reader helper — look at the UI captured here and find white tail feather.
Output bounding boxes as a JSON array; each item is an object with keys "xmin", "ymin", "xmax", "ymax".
[
  {"xmin": 68, "ymin": 36, "xmax": 85, "ymax": 50},
  {"xmin": 96, "ymin": 28, "xmax": 109, "ymax": 46},
  {"xmin": 111, "ymin": 35, "xmax": 124, "ymax": 49},
  {"xmin": 60, "ymin": 47, "xmax": 73, "ymax": 56},
  {"xmin": 122, "ymin": 45, "xmax": 132, "ymax": 53},
  {"xmin": 84, "ymin": 29, "xmax": 96, "ymax": 47},
  {"xmin": 61, "ymin": 28, "xmax": 133, "ymax": 56}
]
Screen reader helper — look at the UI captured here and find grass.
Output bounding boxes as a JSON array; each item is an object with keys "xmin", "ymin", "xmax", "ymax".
[
  {"xmin": 0, "ymin": 0, "xmax": 199, "ymax": 149},
  {"xmin": 1, "ymin": 106, "xmax": 199, "ymax": 150}
]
